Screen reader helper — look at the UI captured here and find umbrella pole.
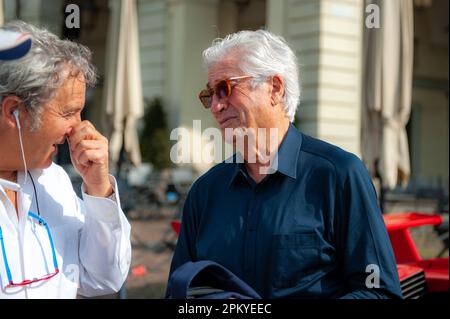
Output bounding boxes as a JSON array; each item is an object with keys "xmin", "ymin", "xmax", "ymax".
[
  {"xmin": 118, "ymin": 128, "xmax": 129, "ymax": 299},
  {"xmin": 375, "ymin": 159, "xmax": 385, "ymax": 214},
  {"xmin": 379, "ymin": 184, "xmax": 385, "ymax": 214}
]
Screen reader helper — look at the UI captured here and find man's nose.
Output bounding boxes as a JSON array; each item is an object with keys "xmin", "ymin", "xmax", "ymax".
[
  {"xmin": 66, "ymin": 114, "xmax": 82, "ymax": 135},
  {"xmin": 210, "ymin": 94, "xmax": 227, "ymax": 114},
  {"xmin": 73, "ymin": 113, "xmax": 82, "ymax": 125}
]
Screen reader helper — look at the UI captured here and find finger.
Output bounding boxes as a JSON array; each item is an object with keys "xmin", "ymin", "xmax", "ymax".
[
  {"xmin": 69, "ymin": 121, "xmax": 103, "ymax": 149},
  {"xmin": 70, "ymin": 139, "xmax": 106, "ymax": 164},
  {"xmin": 77, "ymin": 149, "xmax": 108, "ymax": 167},
  {"xmin": 69, "ymin": 122, "xmax": 98, "ymax": 146},
  {"xmin": 70, "ymin": 130, "xmax": 108, "ymax": 157},
  {"xmin": 72, "ymin": 135, "xmax": 108, "ymax": 164}
]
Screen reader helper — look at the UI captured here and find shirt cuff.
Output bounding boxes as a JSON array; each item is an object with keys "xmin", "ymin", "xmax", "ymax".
[{"xmin": 81, "ymin": 175, "xmax": 122, "ymax": 223}]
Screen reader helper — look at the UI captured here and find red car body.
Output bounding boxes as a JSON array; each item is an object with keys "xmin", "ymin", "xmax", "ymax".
[{"xmin": 384, "ymin": 212, "xmax": 449, "ymax": 298}]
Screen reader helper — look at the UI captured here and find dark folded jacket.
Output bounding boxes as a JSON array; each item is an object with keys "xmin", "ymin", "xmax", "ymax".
[{"xmin": 167, "ymin": 260, "xmax": 261, "ymax": 299}]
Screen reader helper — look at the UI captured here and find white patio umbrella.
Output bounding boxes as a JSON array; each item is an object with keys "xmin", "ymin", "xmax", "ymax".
[
  {"xmin": 0, "ymin": 1, "xmax": 4, "ymax": 25},
  {"xmin": 362, "ymin": 0, "xmax": 414, "ymax": 190},
  {"xmin": 103, "ymin": 0, "xmax": 143, "ymax": 169}
]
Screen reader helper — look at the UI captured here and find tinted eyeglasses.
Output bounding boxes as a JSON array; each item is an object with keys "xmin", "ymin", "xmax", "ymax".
[{"xmin": 198, "ymin": 75, "xmax": 253, "ymax": 109}]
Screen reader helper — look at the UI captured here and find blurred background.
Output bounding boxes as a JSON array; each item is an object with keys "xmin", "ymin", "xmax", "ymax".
[{"xmin": 1, "ymin": 0, "xmax": 448, "ymax": 298}]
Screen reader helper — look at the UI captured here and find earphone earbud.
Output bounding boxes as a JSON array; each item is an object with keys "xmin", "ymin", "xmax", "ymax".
[{"xmin": 13, "ymin": 109, "xmax": 20, "ymax": 129}]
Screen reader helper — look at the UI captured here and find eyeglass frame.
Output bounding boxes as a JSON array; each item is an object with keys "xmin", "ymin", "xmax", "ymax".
[
  {"xmin": 0, "ymin": 211, "xmax": 59, "ymax": 288},
  {"xmin": 198, "ymin": 75, "xmax": 254, "ymax": 109}
]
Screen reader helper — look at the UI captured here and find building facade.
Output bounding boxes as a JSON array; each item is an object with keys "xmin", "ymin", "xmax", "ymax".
[{"xmin": 1, "ymin": 0, "xmax": 448, "ymax": 194}]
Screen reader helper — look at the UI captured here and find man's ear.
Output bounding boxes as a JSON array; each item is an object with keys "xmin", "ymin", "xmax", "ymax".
[
  {"xmin": 270, "ymin": 75, "xmax": 285, "ymax": 107},
  {"xmin": 1, "ymin": 96, "xmax": 22, "ymax": 128}
]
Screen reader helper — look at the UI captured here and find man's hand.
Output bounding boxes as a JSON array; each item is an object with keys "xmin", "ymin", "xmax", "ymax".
[{"xmin": 68, "ymin": 120, "xmax": 113, "ymax": 197}]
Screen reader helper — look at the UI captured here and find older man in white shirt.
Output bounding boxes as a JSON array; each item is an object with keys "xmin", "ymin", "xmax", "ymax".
[{"xmin": 0, "ymin": 21, "xmax": 131, "ymax": 298}]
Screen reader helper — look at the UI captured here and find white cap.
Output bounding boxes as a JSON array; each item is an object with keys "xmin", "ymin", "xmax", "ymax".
[{"xmin": 0, "ymin": 30, "xmax": 32, "ymax": 60}]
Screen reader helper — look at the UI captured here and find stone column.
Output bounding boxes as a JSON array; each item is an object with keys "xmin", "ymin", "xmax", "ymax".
[{"xmin": 267, "ymin": 0, "xmax": 364, "ymax": 156}]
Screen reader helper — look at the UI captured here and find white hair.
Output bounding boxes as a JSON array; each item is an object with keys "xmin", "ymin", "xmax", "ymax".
[
  {"xmin": 202, "ymin": 29, "xmax": 300, "ymax": 122},
  {"xmin": 0, "ymin": 21, "xmax": 97, "ymax": 131}
]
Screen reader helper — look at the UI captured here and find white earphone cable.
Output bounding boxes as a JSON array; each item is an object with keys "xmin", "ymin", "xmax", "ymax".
[{"xmin": 15, "ymin": 111, "xmax": 28, "ymax": 186}]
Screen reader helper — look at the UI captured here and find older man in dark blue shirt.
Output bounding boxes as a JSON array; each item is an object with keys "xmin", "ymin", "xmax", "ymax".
[{"xmin": 169, "ymin": 30, "xmax": 402, "ymax": 299}]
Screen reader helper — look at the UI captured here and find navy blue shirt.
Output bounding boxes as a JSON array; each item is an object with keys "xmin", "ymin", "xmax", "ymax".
[{"xmin": 169, "ymin": 124, "xmax": 402, "ymax": 299}]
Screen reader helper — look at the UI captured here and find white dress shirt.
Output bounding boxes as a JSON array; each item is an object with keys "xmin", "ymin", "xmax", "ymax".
[{"xmin": 0, "ymin": 163, "xmax": 131, "ymax": 298}]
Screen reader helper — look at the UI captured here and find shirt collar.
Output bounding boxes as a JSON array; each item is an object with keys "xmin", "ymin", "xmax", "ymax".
[
  {"xmin": 272, "ymin": 123, "xmax": 302, "ymax": 179},
  {"xmin": 228, "ymin": 123, "xmax": 302, "ymax": 187},
  {"xmin": 228, "ymin": 152, "xmax": 245, "ymax": 188}
]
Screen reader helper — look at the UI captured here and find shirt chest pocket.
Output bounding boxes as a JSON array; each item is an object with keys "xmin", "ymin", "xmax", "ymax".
[{"xmin": 270, "ymin": 231, "xmax": 320, "ymax": 289}]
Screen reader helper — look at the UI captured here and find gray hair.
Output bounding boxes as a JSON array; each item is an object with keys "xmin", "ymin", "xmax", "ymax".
[
  {"xmin": 202, "ymin": 29, "xmax": 300, "ymax": 122},
  {"xmin": 0, "ymin": 21, "xmax": 97, "ymax": 130}
]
